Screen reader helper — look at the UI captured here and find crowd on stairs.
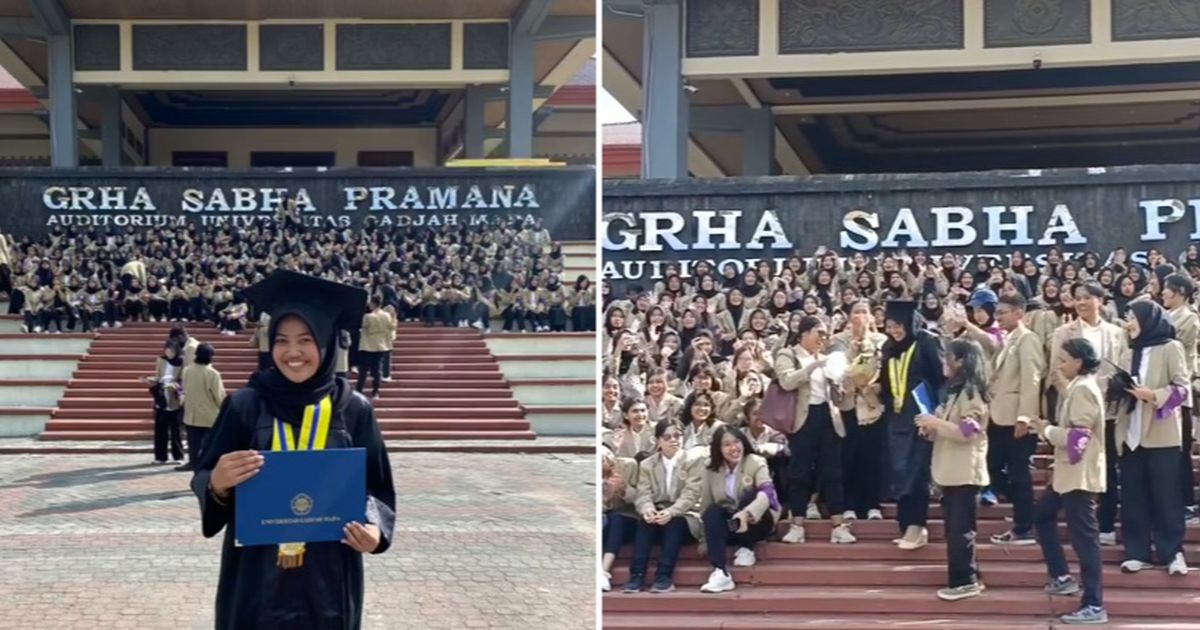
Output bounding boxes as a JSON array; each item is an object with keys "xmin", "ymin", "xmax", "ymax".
[{"xmin": 601, "ymin": 244, "xmax": 1200, "ymax": 626}]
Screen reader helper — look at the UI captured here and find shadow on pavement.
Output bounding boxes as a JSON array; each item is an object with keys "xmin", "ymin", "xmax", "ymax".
[
  {"xmin": 3, "ymin": 462, "xmax": 186, "ymax": 489},
  {"xmin": 15, "ymin": 489, "xmax": 193, "ymax": 518}
]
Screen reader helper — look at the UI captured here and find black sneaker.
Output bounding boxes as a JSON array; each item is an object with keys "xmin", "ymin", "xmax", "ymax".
[
  {"xmin": 1044, "ymin": 575, "xmax": 1081, "ymax": 596},
  {"xmin": 990, "ymin": 530, "xmax": 1037, "ymax": 546},
  {"xmin": 649, "ymin": 575, "xmax": 676, "ymax": 593},
  {"xmin": 622, "ymin": 573, "xmax": 644, "ymax": 593}
]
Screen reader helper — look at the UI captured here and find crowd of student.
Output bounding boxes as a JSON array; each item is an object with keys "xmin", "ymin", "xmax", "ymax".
[
  {"xmin": 0, "ymin": 213, "xmax": 596, "ymax": 335},
  {"xmin": 600, "ymin": 245, "xmax": 1200, "ymax": 626}
]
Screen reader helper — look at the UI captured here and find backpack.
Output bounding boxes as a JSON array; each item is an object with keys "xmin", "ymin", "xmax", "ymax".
[{"xmin": 761, "ymin": 380, "xmax": 797, "ymax": 434}]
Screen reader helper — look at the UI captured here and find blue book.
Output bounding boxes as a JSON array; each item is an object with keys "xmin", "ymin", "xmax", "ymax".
[
  {"xmin": 235, "ymin": 448, "xmax": 366, "ymax": 547},
  {"xmin": 913, "ymin": 382, "xmax": 936, "ymax": 416}
]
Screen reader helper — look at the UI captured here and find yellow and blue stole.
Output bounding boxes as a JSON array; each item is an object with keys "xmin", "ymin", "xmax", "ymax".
[{"xmin": 272, "ymin": 395, "xmax": 332, "ymax": 570}]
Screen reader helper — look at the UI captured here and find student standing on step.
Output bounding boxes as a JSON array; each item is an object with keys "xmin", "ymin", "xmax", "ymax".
[
  {"xmin": 1032, "ymin": 337, "xmax": 1109, "ymax": 626},
  {"xmin": 145, "ymin": 340, "xmax": 185, "ymax": 465},
  {"xmin": 1048, "ymin": 281, "xmax": 1128, "ymax": 546},
  {"xmin": 179, "ymin": 342, "xmax": 226, "ymax": 472},
  {"xmin": 916, "ymin": 338, "xmax": 990, "ymax": 601},
  {"xmin": 879, "ymin": 300, "xmax": 944, "ymax": 550},
  {"xmin": 380, "ymin": 305, "xmax": 396, "ymax": 382},
  {"xmin": 775, "ymin": 315, "xmax": 857, "ymax": 545},
  {"xmin": 1113, "ymin": 300, "xmax": 1190, "ymax": 576},
  {"xmin": 986, "ymin": 293, "xmax": 1045, "ymax": 546},
  {"xmin": 1161, "ymin": 273, "xmax": 1198, "ymax": 516},
  {"xmin": 624, "ymin": 420, "xmax": 703, "ymax": 594},
  {"xmin": 697, "ymin": 425, "xmax": 781, "ymax": 593},
  {"xmin": 357, "ymin": 297, "xmax": 389, "ymax": 400},
  {"xmin": 191, "ymin": 270, "xmax": 395, "ymax": 630}
]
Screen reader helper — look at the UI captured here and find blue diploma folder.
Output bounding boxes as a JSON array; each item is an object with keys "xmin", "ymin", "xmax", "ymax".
[
  {"xmin": 913, "ymin": 382, "xmax": 936, "ymax": 416},
  {"xmin": 235, "ymin": 448, "xmax": 366, "ymax": 547}
]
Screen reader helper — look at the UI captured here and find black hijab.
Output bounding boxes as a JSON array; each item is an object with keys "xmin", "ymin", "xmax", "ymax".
[{"xmin": 1128, "ymin": 300, "xmax": 1176, "ymax": 372}]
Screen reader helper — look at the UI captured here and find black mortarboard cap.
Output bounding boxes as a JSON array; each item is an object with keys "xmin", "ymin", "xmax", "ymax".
[
  {"xmin": 884, "ymin": 300, "xmax": 917, "ymax": 326},
  {"xmin": 243, "ymin": 270, "xmax": 367, "ymax": 353}
]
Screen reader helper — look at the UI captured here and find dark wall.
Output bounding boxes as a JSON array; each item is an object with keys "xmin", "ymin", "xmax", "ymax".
[
  {"xmin": 603, "ymin": 164, "xmax": 1200, "ymax": 292},
  {"xmin": 0, "ymin": 167, "xmax": 595, "ymax": 241}
]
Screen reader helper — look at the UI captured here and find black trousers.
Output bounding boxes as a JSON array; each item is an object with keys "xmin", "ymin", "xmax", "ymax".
[
  {"xmin": 381, "ymin": 350, "xmax": 392, "ymax": 380},
  {"xmin": 185, "ymin": 425, "xmax": 209, "ymax": 464},
  {"xmin": 787, "ymin": 404, "xmax": 844, "ymax": 517},
  {"xmin": 603, "ymin": 513, "xmax": 637, "ymax": 556},
  {"xmin": 169, "ymin": 298, "xmax": 189, "ymax": 320},
  {"xmin": 356, "ymin": 351, "xmax": 382, "ymax": 396},
  {"xmin": 898, "ymin": 489, "xmax": 931, "ymax": 532},
  {"xmin": 1180, "ymin": 408, "xmax": 1195, "ymax": 507},
  {"xmin": 148, "ymin": 299, "xmax": 168, "ymax": 319},
  {"xmin": 571, "ymin": 303, "xmax": 595, "ymax": 331},
  {"xmin": 629, "ymin": 515, "xmax": 692, "ymax": 581},
  {"xmin": 422, "ymin": 303, "xmax": 453, "ymax": 327},
  {"xmin": 503, "ymin": 306, "xmax": 529, "ymax": 332},
  {"xmin": 188, "ymin": 297, "xmax": 210, "ymax": 322},
  {"xmin": 843, "ymin": 413, "xmax": 885, "ymax": 517},
  {"xmin": 102, "ymin": 301, "xmax": 118, "ymax": 327},
  {"xmin": 1099, "ymin": 421, "xmax": 1121, "ymax": 533},
  {"xmin": 547, "ymin": 305, "xmax": 568, "ymax": 332},
  {"xmin": 1035, "ymin": 489, "xmax": 1103, "ymax": 609},
  {"xmin": 986, "ymin": 423, "xmax": 1038, "ymax": 535},
  {"xmin": 153, "ymin": 407, "xmax": 183, "ymax": 462},
  {"xmin": 1120, "ymin": 446, "xmax": 1186, "ymax": 564},
  {"xmin": 942, "ymin": 485, "xmax": 981, "ymax": 588},
  {"xmin": 702, "ymin": 490, "xmax": 776, "ymax": 571}
]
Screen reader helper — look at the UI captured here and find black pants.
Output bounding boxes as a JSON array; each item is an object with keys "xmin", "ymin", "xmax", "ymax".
[
  {"xmin": 787, "ymin": 404, "xmax": 844, "ymax": 517},
  {"xmin": 154, "ymin": 407, "xmax": 183, "ymax": 462},
  {"xmin": 547, "ymin": 305, "xmax": 568, "ymax": 332},
  {"xmin": 1035, "ymin": 489, "xmax": 1103, "ymax": 608},
  {"xmin": 942, "ymin": 485, "xmax": 981, "ymax": 588},
  {"xmin": 188, "ymin": 297, "xmax": 210, "ymax": 322},
  {"xmin": 843, "ymin": 413, "xmax": 885, "ymax": 517},
  {"xmin": 125, "ymin": 299, "xmax": 145, "ymax": 321},
  {"xmin": 1180, "ymin": 408, "xmax": 1195, "ymax": 507},
  {"xmin": 356, "ymin": 351, "xmax": 382, "ymax": 396},
  {"xmin": 898, "ymin": 489, "xmax": 931, "ymax": 532},
  {"xmin": 503, "ymin": 306, "xmax": 528, "ymax": 332},
  {"xmin": 1120, "ymin": 446, "xmax": 1185, "ymax": 564},
  {"xmin": 185, "ymin": 425, "xmax": 209, "ymax": 464},
  {"xmin": 258, "ymin": 352, "xmax": 272, "ymax": 372},
  {"xmin": 572, "ymin": 303, "xmax": 596, "ymax": 332},
  {"xmin": 603, "ymin": 513, "xmax": 637, "ymax": 556},
  {"xmin": 629, "ymin": 515, "xmax": 692, "ymax": 581},
  {"xmin": 1099, "ymin": 421, "xmax": 1121, "ymax": 532},
  {"xmin": 422, "ymin": 303, "xmax": 453, "ymax": 327},
  {"xmin": 399, "ymin": 301, "xmax": 421, "ymax": 321},
  {"xmin": 986, "ymin": 424, "xmax": 1038, "ymax": 535},
  {"xmin": 38, "ymin": 308, "xmax": 65, "ymax": 332},
  {"xmin": 103, "ymin": 301, "xmax": 118, "ymax": 327},
  {"xmin": 702, "ymin": 491, "xmax": 776, "ymax": 571},
  {"xmin": 169, "ymin": 298, "xmax": 189, "ymax": 320},
  {"xmin": 381, "ymin": 350, "xmax": 392, "ymax": 380},
  {"xmin": 149, "ymin": 299, "xmax": 168, "ymax": 319}
]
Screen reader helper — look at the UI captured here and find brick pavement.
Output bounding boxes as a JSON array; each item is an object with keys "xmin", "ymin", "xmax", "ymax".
[{"xmin": 0, "ymin": 453, "xmax": 597, "ymax": 630}]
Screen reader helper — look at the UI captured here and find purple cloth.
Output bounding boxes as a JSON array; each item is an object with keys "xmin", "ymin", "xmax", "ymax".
[
  {"xmin": 757, "ymin": 482, "xmax": 781, "ymax": 512},
  {"xmin": 958, "ymin": 418, "xmax": 982, "ymax": 439},
  {"xmin": 1154, "ymin": 384, "xmax": 1188, "ymax": 421},
  {"xmin": 1066, "ymin": 428, "xmax": 1092, "ymax": 465}
]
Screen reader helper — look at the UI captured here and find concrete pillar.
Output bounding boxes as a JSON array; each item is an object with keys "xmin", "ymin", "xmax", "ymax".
[
  {"xmin": 505, "ymin": 29, "xmax": 535, "ymax": 158},
  {"xmin": 100, "ymin": 86, "xmax": 122, "ymax": 167},
  {"xmin": 464, "ymin": 86, "xmax": 486, "ymax": 159},
  {"xmin": 47, "ymin": 33, "xmax": 78, "ymax": 167},
  {"xmin": 641, "ymin": 0, "xmax": 686, "ymax": 179},
  {"xmin": 742, "ymin": 108, "xmax": 775, "ymax": 176}
]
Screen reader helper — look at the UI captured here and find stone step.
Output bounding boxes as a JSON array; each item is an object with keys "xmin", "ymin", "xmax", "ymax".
[
  {"xmin": 39, "ymin": 428, "xmax": 538, "ymax": 441},
  {"xmin": 600, "ymin": 612, "xmax": 1200, "ymax": 630},
  {"xmin": 69, "ymin": 369, "xmax": 506, "ymax": 381},
  {"xmin": 54, "ymin": 396, "xmax": 517, "ymax": 410},
  {"xmin": 44, "ymin": 418, "xmax": 532, "ymax": 432},
  {"xmin": 53, "ymin": 405, "xmax": 525, "ymax": 420}
]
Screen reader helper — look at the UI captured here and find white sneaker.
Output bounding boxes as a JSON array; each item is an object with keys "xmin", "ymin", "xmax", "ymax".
[
  {"xmin": 381, "ymin": 376, "xmax": 393, "ymax": 382},
  {"xmin": 33, "ymin": 326, "xmax": 41, "ymax": 333},
  {"xmin": 805, "ymin": 504, "xmax": 821, "ymax": 520},
  {"xmin": 1169, "ymin": 552, "xmax": 1189, "ymax": 576},
  {"xmin": 699, "ymin": 568, "xmax": 735, "ymax": 593},
  {"xmin": 115, "ymin": 322, "xmax": 123, "ymax": 328},
  {"xmin": 1120, "ymin": 559, "xmax": 1153, "ymax": 573},
  {"xmin": 898, "ymin": 528, "xmax": 929, "ymax": 550},
  {"xmin": 733, "ymin": 547, "xmax": 756, "ymax": 567},
  {"xmin": 600, "ymin": 571, "xmax": 611, "ymax": 592},
  {"xmin": 867, "ymin": 509, "xmax": 884, "ymax": 520},
  {"xmin": 101, "ymin": 322, "xmax": 109, "ymax": 328},
  {"xmin": 781, "ymin": 524, "xmax": 806, "ymax": 544},
  {"xmin": 830, "ymin": 523, "xmax": 858, "ymax": 544},
  {"xmin": 842, "ymin": 510, "xmax": 857, "ymax": 521},
  {"xmin": 1099, "ymin": 532, "xmax": 1117, "ymax": 546}
]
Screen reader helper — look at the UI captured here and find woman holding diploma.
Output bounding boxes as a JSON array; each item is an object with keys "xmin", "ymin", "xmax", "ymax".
[{"xmin": 191, "ymin": 270, "xmax": 396, "ymax": 630}]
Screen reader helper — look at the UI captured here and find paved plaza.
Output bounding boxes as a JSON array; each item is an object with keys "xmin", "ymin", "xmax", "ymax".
[{"xmin": 0, "ymin": 452, "xmax": 597, "ymax": 630}]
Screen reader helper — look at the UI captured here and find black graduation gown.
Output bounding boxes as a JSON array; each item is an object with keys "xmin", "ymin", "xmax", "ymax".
[
  {"xmin": 878, "ymin": 331, "xmax": 944, "ymax": 499},
  {"xmin": 191, "ymin": 381, "xmax": 396, "ymax": 630}
]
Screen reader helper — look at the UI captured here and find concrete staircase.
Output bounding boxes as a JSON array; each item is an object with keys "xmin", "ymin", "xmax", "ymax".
[
  {"xmin": 0, "ymin": 312, "xmax": 87, "ymax": 438},
  {"xmin": 562, "ymin": 240, "xmax": 596, "ymax": 282},
  {"xmin": 488, "ymin": 332, "xmax": 595, "ymax": 437},
  {"xmin": 38, "ymin": 320, "xmax": 540, "ymax": 442},
  {"xmin": 604, "ymin": 445, "xmax": 1200, "ymax": 629}
]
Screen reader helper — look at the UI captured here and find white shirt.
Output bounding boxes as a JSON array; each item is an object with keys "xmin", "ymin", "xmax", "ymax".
[
  {"xmin": 662, "ymin": 450, "xmax": 681, "ymax": 490},
  {"xmin": 1079, "ymin": 318, "xmax": 1105, "ymax": 359},
  {"xmin": 1127, "ymin": 350, "xmax": 1151, "ymax": 451},
  {"xmin": 809, "ymin": 363, "xmax": 828, "ymax": 405}
]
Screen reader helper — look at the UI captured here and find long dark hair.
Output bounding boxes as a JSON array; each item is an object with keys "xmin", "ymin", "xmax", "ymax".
[
  {"xmin": 706, "ymin": 424, "xmax": 755, "ymax": 471},
  {"xmin": 1060, "ymin": 338, "xmax": 1101, "ymax": 375},
  {"xmin": 944, "ymin": 338, "xmax": 989, "ymax": 403}
]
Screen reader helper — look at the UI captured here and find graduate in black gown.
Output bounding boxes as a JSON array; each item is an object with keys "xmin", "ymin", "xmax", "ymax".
[
  {"xmin": 878, "ymin": 300, "xmax": 945, "ymax": 550},
  {"xmin": 191, "ymin": 270, "xmax": 396, "ymax": 630}
]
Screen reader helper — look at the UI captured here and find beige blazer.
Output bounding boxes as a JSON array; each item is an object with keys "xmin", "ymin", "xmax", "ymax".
[
  {"xmin": 829, "ymin": 330, "xmax": 886, "ymax": 424},
  {"xmin": 929, "ymin": 389, "xmax": 990, "ymax": 488},
  {"xmin": 253, "ymin": 313, "xmax": 271, "ymax": 352},
  {"xmin": 181, "ymin": 364, "xmax": 226, "ymax": 429},
  {"xmin": 698, "ymin": 453, "xmax": 779, "ymax": 524},
  {"xmin": 183, "ymin": 336, "xmax": 199, "ymax": 369},
  {"xmin": 1045, "ymin": 374, "xmax": 1106, "ymax": 494},
  {"xmin": 646, "ymin": 394, "xmax": 683, "ymax": 427},
  {"xmin": 1115, "ymin": 340, "xmax": 1188, "ymax": 453},
  {"xmin": 634, "ymin": 450, "xmax": 703, "ymax": 520},
  {"xmin": 989, "ymin": 324, "xmax": 1045, "ymax": 426},
  {"xmin": 1048, "ymin": 318, "xmax": 1128, "ymax": 407},
  {"xmin": 747, "ymin": 423, "xmax": 788, "ymax": 457},
  {"xmin": 1167, "ymin": 305, "xmax": 1199, "ymax": 406},
  {"xmin": 612, "ymin": 424, "xmax": 655, "ymax": 460},
  {"xmin": 682, "ymin": 419, "xmax": 725, "ymax": 451},
  {"xmin": 773, "ymin": 345, "xmax": 846, "ymax": 437},
  {"xmin": 603, "ymin": 456, "xmax": 640, "ymax": 517},
  {"xmin": 359, "ymin": 310, "xmax": 393, "ymax": 352}
]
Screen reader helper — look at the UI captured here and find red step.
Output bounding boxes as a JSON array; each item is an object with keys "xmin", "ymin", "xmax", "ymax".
[
  {"xmin": 601, "ymin": 613, "xmax": 1200, "ymax": 630},
  {"xmin": 44, "ymin": 418, "xmax": 530, "ymax": 432}
]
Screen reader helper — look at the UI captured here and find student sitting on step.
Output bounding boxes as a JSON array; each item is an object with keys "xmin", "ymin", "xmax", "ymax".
[
  {"xmin": 697, "ymin": 424, "xmax": 780, "ymax": 593},
  {"xmin": 624, "ymin": 420, "xmax": 703, "ymax": 593},
  {"xmin": 1031, "ymin": 337, "xmax": 1109, "ymax": 626},
  {"xmin": 601, "ymin": 446, "xmax": 640, "ymax": 593}
]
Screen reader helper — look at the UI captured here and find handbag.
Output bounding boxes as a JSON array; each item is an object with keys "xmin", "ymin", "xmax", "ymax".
[{"xmin": 761, "ymin": 381, "xmax": 797, "ymax": 433}]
